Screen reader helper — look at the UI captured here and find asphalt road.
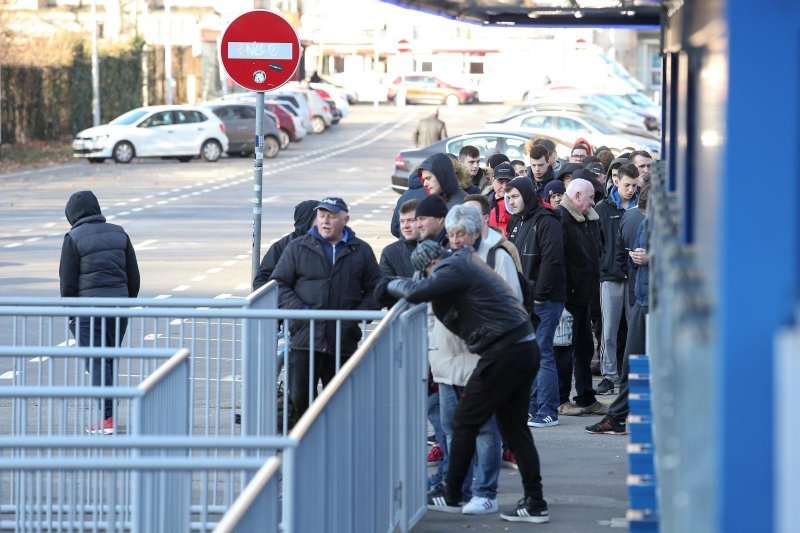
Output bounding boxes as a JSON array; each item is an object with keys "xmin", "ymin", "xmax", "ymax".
[{"xmin": 0, "ymin": 103, "xmax": 507, "ymax": 299}]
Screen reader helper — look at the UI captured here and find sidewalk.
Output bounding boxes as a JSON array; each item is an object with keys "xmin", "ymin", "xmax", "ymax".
[{"xmin": 413, "ymin": 381, "xmax": 629, "ymax": 532}]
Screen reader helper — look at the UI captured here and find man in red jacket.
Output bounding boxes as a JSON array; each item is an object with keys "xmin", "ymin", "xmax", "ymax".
[{"xmin": 487, "ymin": 162, "xmax": 515, "ymax": 236}]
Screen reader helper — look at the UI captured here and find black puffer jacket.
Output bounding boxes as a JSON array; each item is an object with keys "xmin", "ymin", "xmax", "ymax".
[
  {"xmin": 556, "ymin": 195, "xmax": 601, "ymax": 307},
  {"xmin": 595, "ymin": 187, "xmax": 636, "ymax": 281},
  {"xmin": 270, "ymin": 226, "xmax": 381, "ymax": 356},
  {"xmin": 253, "ymin": 200, "xmax": 318, "ymax": 290},
  {"xmin": 506, "ymin": 177, "xmax": 565, "ymax": 302},
  {"xmin": 379, "ymin": 238, "xmax": 416, "ymax": 279},
  {"xmin": 59, "ymin": 190, "xmax": 140, "ymax": 298},
  {"xmin": 418, "ymin": 153, "xmax": 466, "ymax": 208},
  {"xmin": 387, "ymin": 246, "xmax": 534, "ymax": 354}
]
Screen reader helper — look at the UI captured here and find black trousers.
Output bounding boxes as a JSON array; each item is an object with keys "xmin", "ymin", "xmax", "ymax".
[
  {"xmin": 564, "ymin": 303, "xmax": 597, "ymax": 407},
  {"xmin": 288, "ymin": 349, "xmax": 346, "ymax": 416},
  {"xmin": 445, "ymin": 340, "xmax": 545, "ymax": 503},
  {"xmin": 608, "ymin": 304, "xmax": 648, "ymax": 423},
  {"xmin": 555, "ymin": 345, "xmax": 573, "ymax": 405},
  {"xmin": 70, "ymin": 317, "xmax": 128, "ymax": 419}
]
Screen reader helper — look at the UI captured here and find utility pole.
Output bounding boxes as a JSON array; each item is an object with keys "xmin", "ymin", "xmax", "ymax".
[{"xmin": 91, "ymin": 0, "xmax": 101, "ymax": 126}]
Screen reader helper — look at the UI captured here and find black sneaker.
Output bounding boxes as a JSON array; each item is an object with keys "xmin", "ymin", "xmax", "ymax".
[
  {"xmin": 500, "ymin": 496, "xmax": 549, "ymax": 523},
  {"xmin": 585, "ymin": 416, "xmax": 627, "ymax": 435},
  {"xmin": 426, "ymin": 484, "xmax": 463, "ymax": 513},
  {"xmin": 596, "ymin": 377, "xmax": 615, "ymax": 395}
]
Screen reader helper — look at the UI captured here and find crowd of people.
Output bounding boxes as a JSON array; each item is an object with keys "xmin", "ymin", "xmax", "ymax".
[{"xmin": 255, "ymin": 134, "xmax": 654, "ymax": 525}]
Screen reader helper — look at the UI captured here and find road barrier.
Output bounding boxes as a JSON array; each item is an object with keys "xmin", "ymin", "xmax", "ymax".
[{"xmin": 216, "ymin": 301, "xmax": 429, "ymax": 533}]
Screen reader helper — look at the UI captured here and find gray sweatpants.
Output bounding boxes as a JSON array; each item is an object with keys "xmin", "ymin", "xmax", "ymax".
[{"xmin": 600, "ymin": 280, "xmax": 629, "ymax": 379}]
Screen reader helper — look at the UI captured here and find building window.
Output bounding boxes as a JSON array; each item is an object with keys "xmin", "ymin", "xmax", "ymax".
[
  {"xmin": 420, "ymin": 61, "xmax": 432, "ymax": 72},
  {"xmin": 469, "ymin": 62, "xmax": 484, "ymax": 74},
  {"xmin": 648, "ymin": 43, "xmax": 662, "ymax": 88}
]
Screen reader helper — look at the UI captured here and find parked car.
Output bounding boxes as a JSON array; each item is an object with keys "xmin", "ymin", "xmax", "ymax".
[
  {"xmin": 489, "ymin": 103, "xmax": 659, "ymax": 140},
  {"xmin": 309, "ymin": 83, "xmax": 350, "ymax": 119},
  {"xmin": 264, "ymin": 102, "xmax": 300, "ymax": 147},
  {"xmin": 265, "ymin": 100, "xmax": 307, "ymax": 142},
  {"xmin": 386, "ymin": 75, "xmax": 479, "ymax": 106},
  {"xmin": 391, "ymin": 129, "xmax": 572, "ymax": 194},
  {"xmin": 72, "ymin": 105, "xmax": 229, "ymax": 164},
  {"xmin": 497, "ymin": 110, "xmax": 661, "ymax": 156},
  {"xmin": 200, "ymin": 102, "xmax": 281, "ymax": 158}
]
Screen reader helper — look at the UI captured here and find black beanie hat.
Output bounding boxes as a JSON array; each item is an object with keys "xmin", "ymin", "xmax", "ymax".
[{"xmin": 415, "ymin": 194, "xmax": 449, "ymax": 218}]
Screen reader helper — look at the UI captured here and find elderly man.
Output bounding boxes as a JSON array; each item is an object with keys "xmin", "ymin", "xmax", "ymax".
[
  {"xmin": 486, "ymin": 162, "xmax": 516, "ymax": 237},
  {"xmin": 270, "ymin": 197, "xmax": 382, "ymax": 415},
  {"xmin": 377, "ymin": 239, "xmax": 550, "ymax": 523},
  {"xmin": 554, "ymin": 179, "xmax": 607, "ymax": 417}
]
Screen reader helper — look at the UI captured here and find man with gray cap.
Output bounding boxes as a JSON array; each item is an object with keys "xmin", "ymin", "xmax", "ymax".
[
  {"xmin": 376, "ymin": 240, "xmax": 550, "ymax": 523},
  {"xmin": 270, "ymin": 196, "xmax": 382, "ymax": 415}
]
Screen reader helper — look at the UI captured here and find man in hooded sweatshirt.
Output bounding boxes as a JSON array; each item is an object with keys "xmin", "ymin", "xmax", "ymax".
[
  {"xmin": 418, "ymin": 152, "xmax": 467, "ymax": 208},
  {"xmin": 505, "ymin": 177, "xmax": 566, "ymax": 428},
  {"xmin": 270, "ymin": 197, "xmax": 382, "ymax": 415},
  {"xmin": 390, "ymin": 167, "xmax": 428, "ymax": 238},
  {"xmin": 59, "ymin": 190, "xmax": 140, "ymax": 435},
  {"xmin": 253, "ymin": 199, "xmax": 318, "ymax": 290}
]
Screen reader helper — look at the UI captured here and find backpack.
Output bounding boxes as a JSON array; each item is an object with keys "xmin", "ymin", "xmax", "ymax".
[{"xmin": 486, "ymin": 244, "xmax": 536, "ymax": 316}]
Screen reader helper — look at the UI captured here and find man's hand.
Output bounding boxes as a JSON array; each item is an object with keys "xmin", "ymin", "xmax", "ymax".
[
  {"xmin": 387, "ymin": 279, "xmax": 416, "ymax": 300},
  {"xmin": 629, "ymin": 248, "xmax": 649, "ymax": 266}
]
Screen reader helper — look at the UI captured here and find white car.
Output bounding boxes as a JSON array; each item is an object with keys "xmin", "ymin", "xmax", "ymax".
[
  {"xmin": 72, "ymin": 105, "xmax": 229, "ymax": 164},
  {"xmin": 500, "ymin": 110, "xmax": 661, "ymax": 157}
]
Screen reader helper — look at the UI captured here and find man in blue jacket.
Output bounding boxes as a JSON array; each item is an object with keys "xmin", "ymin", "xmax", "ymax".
[{"xmin": 270, "ymin": 197, "xmax": 382, "ymax": 415}]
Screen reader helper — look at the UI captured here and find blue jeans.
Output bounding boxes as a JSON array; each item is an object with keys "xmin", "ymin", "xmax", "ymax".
[
  {"xmin": 529, "ymin": 301, "xmax": 564, "ymax": 418},
  {"xmin": 439, "ymin": 384, "xmax": 501, "ymax": 499},
  {"xmin": 427, "ymin": 389, "xmax": 448, "ymax": 487}
]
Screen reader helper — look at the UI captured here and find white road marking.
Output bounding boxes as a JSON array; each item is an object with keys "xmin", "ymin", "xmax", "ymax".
[
  {"xmin": 172, "ymin": 285, "xmax": 190, "ymax": 292},
  {"xmin": 191, "ymin": 275, "xmax": 207, "ymax": 282},
  {"xmin": 154, "ymin": 294, "xmax": 171, "ymax": 299},
  {"xmin": 207, "ymin": 268, "xmax": 223, "ymax": 274}
]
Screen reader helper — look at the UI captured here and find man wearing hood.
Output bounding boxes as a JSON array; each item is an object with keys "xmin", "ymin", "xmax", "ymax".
[
  {"xmin": 554, "ymin": 179, "xmax": 608, "ymax": 417},
  {"xmin": 419, "ymin": 152, "xmax": 467, "ymax": 208},
  {"xmin": 505, "ymin": 177, "xmax": 566, "ymax": 428},
  {"xmin": 253, "ymin": 199, "xmax": 318, "ymax": 290},
  {"xmin": 59, "ymin": 190, "xmax": 140, "ymax": 435},
  {"xmin": 270, "ymin": 197, "xmax": 382, "ymax": 415},
  {"xmin": 594, "ymin": 163, "xmax": 639, "ymax": 396},
  {"xmin": 390, "ymin": 167, "xmax": 428, "ymax": 238},
  {"xmin": 605, "ymin": 156, "xmax": 629, "ymax": 194}
]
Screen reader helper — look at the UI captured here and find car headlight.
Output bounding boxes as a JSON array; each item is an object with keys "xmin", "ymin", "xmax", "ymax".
[{"xmin": 90, "ymin": 134, "xmax": 109, "ymax": 148}]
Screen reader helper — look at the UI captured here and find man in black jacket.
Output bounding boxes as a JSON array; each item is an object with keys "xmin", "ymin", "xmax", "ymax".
[
  {"xmin": 380, "ymin": 198, "xmax": 419, "ymax": 279},
  {"xmin": 554, "ymin": 179, "xmax": 608, "ymax": 417},
  {"xmin": 253, "ymin": 199, "xmax": 317, "ymax": 290},
  {"xmin": 270, "ymin": 197, "xmax": 382, "ymax": 415},
  {"xmin": 418, "ymin": 152, "xmax": 467, "ymax": 208},
  {"xmin": 59, "ymin": 190, "xmax": 140, "ymax": 435},
  {"xmin": 506, "ymin": 177, "xmax": 565, "ymax": 428},
  {"xmin": 378, "ymin": 241, "xmax": 549, "ymax": 523}
]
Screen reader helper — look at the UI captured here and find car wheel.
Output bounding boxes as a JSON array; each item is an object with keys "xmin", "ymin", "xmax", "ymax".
[
  {"xmin": 201, "ymin": 139, "xmax": 222, "ymax": 162},
  {"xmin": 177, "ymin": 156, "xmax": 192, "ymax": 163},
  {"xmin": 311, "ymin": 116, "xmax": 326, "ymax": 134},
  {"xmin": 445, "ymin": 94, "xmax": 460, "ymax": 107},
  {"xmin": 112, "ymin": 141, "xmax": 134, "ymax": 164},
  {"xmin": 88, "ymin": 158, "xmax": 105, "ymax": 164},
  {"xmin": 278, "ymin": 129, "xmax": 291, "ymax": 150},
  {"xmin": 263, "ymin": 136, "xmax": 280, "ymax": 159}
]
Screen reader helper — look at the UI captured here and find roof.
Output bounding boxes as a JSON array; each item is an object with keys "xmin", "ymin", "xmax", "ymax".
[{"xmin": 381, "ymin": 0, "xmax": 663, "ymax": 28}]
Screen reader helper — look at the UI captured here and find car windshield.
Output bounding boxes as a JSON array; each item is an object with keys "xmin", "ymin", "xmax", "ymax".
[
  {"xmin": 581, "ymin": 115, "xmax": 616, "ymax": 134},
  {"xmin": 109, "ymin": 109, "xmax": 149, "ymax": 125}
]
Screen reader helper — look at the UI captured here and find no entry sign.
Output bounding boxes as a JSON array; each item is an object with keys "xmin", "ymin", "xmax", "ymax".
[{"xmin": 220, "ymin": 10, "xmax": 301, "ymax": 92}]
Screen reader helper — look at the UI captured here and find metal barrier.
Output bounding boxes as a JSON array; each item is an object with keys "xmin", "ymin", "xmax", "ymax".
[
  {"xmin": 775, "ymin": 310, "xmax": 800, "ymax": 533},
  {"xmin": 0, "ymin": 347, "xmax": 190, "ymax": 531},
  {"xmin": 215, "ymin": 300, "xmax": 429, "ymax": 533},
  {"xmin": 0, "ymin": 283, "xmax": 385, "ymax": 439}
]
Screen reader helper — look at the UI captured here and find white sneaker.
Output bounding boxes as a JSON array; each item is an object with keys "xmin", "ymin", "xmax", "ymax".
[{"xmin": 462, "ymin": 496, "xmax": 498, "ymax": 515}]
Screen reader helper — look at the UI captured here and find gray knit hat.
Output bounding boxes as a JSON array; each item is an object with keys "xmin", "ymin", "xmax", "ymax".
[{"xmin": 411, "ymin": 240, "xmax": 445, "ymax": 271}]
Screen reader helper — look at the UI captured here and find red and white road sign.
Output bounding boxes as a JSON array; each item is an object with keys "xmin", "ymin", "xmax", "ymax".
[{"xmin": 220, "ymin": 10, "xmax": 301, "ymax": 92}]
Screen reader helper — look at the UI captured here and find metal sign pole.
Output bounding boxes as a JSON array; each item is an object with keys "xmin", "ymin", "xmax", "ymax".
[{"xmin": 251, "ymin": 91, "xmax": 264, "ymax": 282}]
